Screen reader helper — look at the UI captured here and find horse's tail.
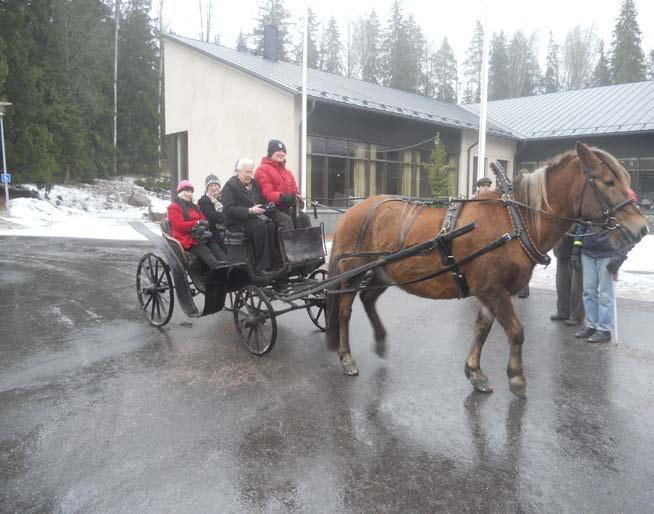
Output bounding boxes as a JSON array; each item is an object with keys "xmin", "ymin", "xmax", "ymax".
[{"xmin": 325, "ymin": 238, "xmax": 340, "ymax": 352}]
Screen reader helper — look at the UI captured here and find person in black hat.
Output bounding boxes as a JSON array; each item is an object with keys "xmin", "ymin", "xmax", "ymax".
[
  {"xmin": 255, "ymin": 139, "xmax": 311, "ymax": 230},
  {"xmin": 198, "ymin": 174, "xmax": 226, "ymax": 246}
]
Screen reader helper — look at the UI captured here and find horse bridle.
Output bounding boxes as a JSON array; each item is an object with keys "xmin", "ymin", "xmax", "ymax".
[{"xmin": 578, "ymin": 158, "xmax": 635, "ymax": 231}]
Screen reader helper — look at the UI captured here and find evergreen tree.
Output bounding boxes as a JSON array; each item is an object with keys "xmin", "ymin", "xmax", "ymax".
[
  {"xmin": 648, "ymin": 49, "xmax": 654, "ymax": 80},
  {"xmin": 593, "ymin": 40, "xmax": 611, "ymax": 86},
  {"xmin": 117, "ymin": 0, "xmax": 159, "ymax": 175},
  {"xmin": 561, "ymin": 25, "xmax": 597, "ymax": 90},
  {"xmin": 0, "ymin": 0, "xmax": 59, "ymax": 185},
  {"xmin": 610, "ymin": 0, "xmax": 645, "ymax": 84},
  {"xmin": 380, "ymin": 2, "xmax": 423, "ymax": 93},
  {"xmin": 489, "ymin": 31, "xmax": 510, "ymax": 100},
  {"xmin": 253, "ymin": 0, "xmax": 292, "ymax": 62},
  {"xmin": 236, "ymin": 30, "xmax": 249, "ymax": 52},
  {"xmin": 358, "ymin": 10, "xmax": 381, "ymax": 84},
  {"xmin": 292, "ymin": 7, "xmax": 319, "ymax": 68},
  {"xmin": 507, "ymin": 31, "xmax": 540, "ymax": 97},
  {"xmin": 421, "ymin": 42, "xmax": 438, "ymax": 100},
  {"xmin": 427, "ymin": 134, "xmax": 450, "ymax": 197},
  {"xmin": 319, "ymin": 16, "xmax": 342, "ymax": 74},
  {"xmin": 0, "ymin": 36, "xmax": 8, "ymax": 96},
  {"xmin": 543, "ymin": 32, "xmax": 560, "ymax": 93},
  {"xmin": 433, "ymin": 37, "xmax": 458, "ymax": 103},
  {"xmin": 462, "ymin": 21, "xmax": 484, "ymax": 104}
]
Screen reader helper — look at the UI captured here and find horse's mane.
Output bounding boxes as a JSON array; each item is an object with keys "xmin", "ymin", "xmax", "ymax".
[{"xmin": 512, "ymin": 147, "xmax": 630, "ymax": 234}]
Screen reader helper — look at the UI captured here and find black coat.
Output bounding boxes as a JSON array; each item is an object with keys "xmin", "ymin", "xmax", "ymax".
[
  {"xmin": 221, "ymin": 175, "xmax": 266, "ymax": 225},
  {"xmin": 553, "ymin": 234, "xmax": 575, "ymax": 260},
  {"xmin": 197, "ymin": 194, "xmax": 224, "ymax": 226}
]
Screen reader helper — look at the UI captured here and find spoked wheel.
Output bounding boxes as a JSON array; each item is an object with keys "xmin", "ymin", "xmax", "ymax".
[
  {"xmin": 136, "ymin": 253, "xmax": 174, "ymax": 327},
  {"xmin": 233, "ymin": 285, "xmax": 277, "ymax": 355},
  {"xmin": 306, "ymin": 269, "xmax": 327, "ymax": 331}
]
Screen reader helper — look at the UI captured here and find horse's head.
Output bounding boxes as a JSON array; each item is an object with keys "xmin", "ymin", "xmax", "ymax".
[{"xmin": 573, "ymin": 142, "xmax": 648, "ymax": 247}]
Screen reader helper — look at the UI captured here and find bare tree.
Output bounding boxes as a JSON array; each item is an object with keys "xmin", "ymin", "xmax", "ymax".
[
  {"xmin": 344, "ymin": 21, "xmax": 358, "ymax": 78},
  {"xmin": 198, "ymin": 0, "xmax": 215, "ymax": 43},
  {"xmin": 561, "ymin": 25, "xmax": 598, "ymax": 90}
]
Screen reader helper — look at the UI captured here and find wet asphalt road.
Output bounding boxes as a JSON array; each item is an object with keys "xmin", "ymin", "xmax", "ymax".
[{"xmin": 1, "ymin": 236, "xmax": 653, "ymax": 513}]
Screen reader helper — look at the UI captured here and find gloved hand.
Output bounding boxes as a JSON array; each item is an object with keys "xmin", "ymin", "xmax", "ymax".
[
  {"xmin": 196, "ymin": 219, "xmax": 209, "ymax": 227},
  {"xmin": 607, "ymin": 257, "xmax": 625, "ymax": 274},
  {"xmin": 280, "ymin": 192, "xmax": 297, "ymax": 206},
  {"xmin": 570, "ymin": 251, "xmax": 582, "ymax": 272}
]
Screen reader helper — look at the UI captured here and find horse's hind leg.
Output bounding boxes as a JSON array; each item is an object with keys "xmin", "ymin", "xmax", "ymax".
[
  {"xmin": 493, "ymin": 294, "xmax": 527, "ymax": 398},
  {"xmin": 337, "ymin": 291, "xmax": 359, "ymax": 375},
  {"xmin": 359, "ymin": 276, "xmax": 388, "ymax": 357},
  {"xmin": 465, "ymin": 305, "xmax": 495, "ymax": 393}
]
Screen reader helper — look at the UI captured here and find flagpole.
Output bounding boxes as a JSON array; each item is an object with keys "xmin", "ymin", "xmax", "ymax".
[
  {"xmin": 300, "ymin": 2, "xmax": 308, "ymax": 206},
  {"xmin": 477, "ymin": 0, "xmax": 490, "ymax": 193}
]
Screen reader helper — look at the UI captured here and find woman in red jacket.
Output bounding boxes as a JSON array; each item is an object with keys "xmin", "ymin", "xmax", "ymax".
[{"xmin": 167, "ymin": 180, "xmax": 227, "ymax": 269}]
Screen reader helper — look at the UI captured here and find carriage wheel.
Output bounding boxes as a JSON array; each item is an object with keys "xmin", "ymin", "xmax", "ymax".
[
  {"xmin": 306, "ymin": 269, "xmax": 327, "ymax": 331},
  {"xmin": 233, "ymin": 285, "xmax": 277, "ymax": 356},
  {"xmin": 136, "ymin": 253, "xmax": 174, "ymax": 327}
]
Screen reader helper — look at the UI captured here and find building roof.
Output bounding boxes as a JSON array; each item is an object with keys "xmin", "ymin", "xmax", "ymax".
[
  {"xmin": 163, "ymin": 33, "xmax": 519, "ymax": 140},
  {"xmin": 464, "ymin": 81, "xmax": 654, "ymax": 139}
]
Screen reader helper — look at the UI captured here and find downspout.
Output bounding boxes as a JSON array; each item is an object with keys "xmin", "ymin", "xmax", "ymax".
[{"xmin": 467, "ymin": 139, "xmax": 479, "ymax": 197}]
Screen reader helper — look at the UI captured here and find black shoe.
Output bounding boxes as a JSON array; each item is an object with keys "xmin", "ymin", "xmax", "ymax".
[
  {"xmin": 588, "ymin": 330, "xmax": 611, "ymax": 343},
  {"xmin": 574, "ymin": 326, "xmax": 596, "ymax": 338},
  {"xmin": 550, "ymin": 313, "xmax": 568, "ymax": 321},
  {"xmin": 565, "ymin": 318, "xmax": 582, "ymax": 326}
]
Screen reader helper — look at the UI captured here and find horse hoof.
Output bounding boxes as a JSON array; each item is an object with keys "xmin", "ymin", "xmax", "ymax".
[
  {"xmin": 509, "ymin": 378, "xmax": 527, "ymax": 398},
  {"xmin": 374, "ymin": 339, "xmax": 386, "ymax": 358},
  {"xmin": 342, "ymin": 363, "xmax": 359, "ymax": 376},
  {"xmin": 472, "ymin": 377, "xmax": 494, "ymax": 393}
]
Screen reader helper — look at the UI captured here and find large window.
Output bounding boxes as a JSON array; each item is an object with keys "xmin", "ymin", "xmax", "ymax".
[{"xmin": 308, "ymin": 136, "xmax": 458, "ymax": 206}]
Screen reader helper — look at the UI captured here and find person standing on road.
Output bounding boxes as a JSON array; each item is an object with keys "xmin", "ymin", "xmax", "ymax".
[
  {"xmin": 221, "ymin": 158, "xmax": 274, "ymax": 273},
  {"xmin": 572, "ymin": 225, "xmax": 630, "ymax": 343},
  {"xmin": 255, "ymin": 139, "xmax": 311, "ymax": 230},
  {"xmin": 550, "ymin": 234, "xmax": 585, "ymax": 326},
  {"xmin": 167, "ymin": 180, "xmax": 227, "ymax": 270}
]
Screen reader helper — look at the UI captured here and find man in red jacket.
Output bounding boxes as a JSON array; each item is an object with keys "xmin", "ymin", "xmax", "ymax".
[{"xmin": 255, "ymin": 139, "xmax": 311, "ymax": 230}]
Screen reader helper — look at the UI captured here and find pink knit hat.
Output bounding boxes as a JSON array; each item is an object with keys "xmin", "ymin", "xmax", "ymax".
[{"xmin": 176, "ymin": 180, "xmax": 194, "ymax": 193}]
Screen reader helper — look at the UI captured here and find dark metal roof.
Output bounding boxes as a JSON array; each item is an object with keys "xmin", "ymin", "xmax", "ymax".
[
  {"xmin": 163, "ymin": 33, "xmax": 519, "ymax": 139},
  {"xmin": 464, "ymin": 81, "xmax": 654, "ymax": 139}
]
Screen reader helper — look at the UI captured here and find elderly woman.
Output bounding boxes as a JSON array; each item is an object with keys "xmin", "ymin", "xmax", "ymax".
[
  {"xmin": 167, "ymin": 180, "xmax": 227, "ymax": 269},
  {"xmin": 198, "ymin": 174, "xmax": 225, "ymax": 245},
  {"xmin": 221, "ymin": 158, "xmax": 274, "ymax": 273}
]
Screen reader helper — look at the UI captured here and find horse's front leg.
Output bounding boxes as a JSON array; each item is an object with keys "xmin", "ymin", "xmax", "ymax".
[
  {"xmin": 464, "ymin": 305, "xmax": 495, "ymax": 393},
  {"xmin": 493, "ymin": 294, "xmax": 527, "ymax": 398},
  {"xmin": 338, "ymin": 291, "xmax": 359, "ymax": 375}
]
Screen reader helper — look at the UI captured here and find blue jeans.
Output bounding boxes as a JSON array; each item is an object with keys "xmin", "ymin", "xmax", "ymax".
[{"xmin": 581, "ymin": 254, "xmax": 614, "ymax": 332}]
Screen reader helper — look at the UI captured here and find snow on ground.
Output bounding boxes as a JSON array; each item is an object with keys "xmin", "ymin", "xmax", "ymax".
[
  {"xmin": 0, "ymin": 178, "xmax": 166, "ymax": 240},
  {"xmin": 1, "ymin": 180, "xmax": 652, "ymax": 302}
]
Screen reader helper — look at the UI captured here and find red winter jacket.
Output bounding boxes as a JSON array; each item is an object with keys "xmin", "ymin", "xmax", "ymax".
[
  {"xmin": 255, "ymin": 157, "xmax": 299, "ymax": 205},
  {"xmin": 167, "ymin": 200, "xmax": 207, "ymax": 250}
]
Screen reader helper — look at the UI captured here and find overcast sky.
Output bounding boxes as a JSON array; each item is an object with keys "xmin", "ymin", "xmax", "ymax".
[{"xmin": 160, "ymin": 0, "xmax": 654, "ymax": 73}]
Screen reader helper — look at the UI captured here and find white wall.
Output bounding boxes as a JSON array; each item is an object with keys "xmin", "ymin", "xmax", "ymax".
[
  {"xmin": 458, "ymin": 130, "xmax": 517, "ymax": 196},
  {"xmin": 164, "ymin": 40, "xmax": 300, "ymax": 191}
]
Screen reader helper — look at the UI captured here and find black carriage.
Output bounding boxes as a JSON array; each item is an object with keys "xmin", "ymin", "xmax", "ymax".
[{"xmin": 132, "ymin": 220, "xmax": 329, "ymax": 356}]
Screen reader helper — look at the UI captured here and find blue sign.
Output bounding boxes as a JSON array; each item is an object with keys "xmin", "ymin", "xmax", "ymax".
[{"xmin": 1, "ymin": 173, "xmax": 10, "ymax": 183}]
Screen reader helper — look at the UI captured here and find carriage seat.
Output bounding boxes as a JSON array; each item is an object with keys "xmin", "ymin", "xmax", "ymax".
[{"xmin": 160, "ymin": 218, "xmax": 189, "ymax": 266}]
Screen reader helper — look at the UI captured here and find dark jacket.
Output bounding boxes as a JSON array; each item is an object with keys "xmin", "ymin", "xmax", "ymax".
[
  {"xmin": 221, "ymin": 175, "xmax": 266, "ymax": 225},
  {"xmin": 197, "ymin": 194, "xmax": 224, "ymax": 225},
  {"xmin": 574, "ymin": 225, "xmax": 616, "ymax": 259},
  {"xmin": 553, "ymin": 233, "xmax": 575, "ymax": 260}
]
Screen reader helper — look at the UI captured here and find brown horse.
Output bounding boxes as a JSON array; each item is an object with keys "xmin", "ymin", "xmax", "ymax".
[{"xmin": 325, "ymin": 142, "xmax": 648, "ymax": 397}]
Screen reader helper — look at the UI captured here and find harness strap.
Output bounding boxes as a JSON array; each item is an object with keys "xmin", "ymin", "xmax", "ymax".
[{"xmin": 437, "ymin": 201, "xmax": 470, "ymax": 298}]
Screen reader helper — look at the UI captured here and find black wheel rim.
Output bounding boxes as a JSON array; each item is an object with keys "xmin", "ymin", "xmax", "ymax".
[
  {"xmin": 307, "ymin": 269, "xmax": 327, "ymax": 331},
  {"xmin": 137, "ymin": 253, "xmax": 174, "ymax": 326},
  {"xmin": 233, "ymin": 286, "xmax": 277, "ymax": 355}
]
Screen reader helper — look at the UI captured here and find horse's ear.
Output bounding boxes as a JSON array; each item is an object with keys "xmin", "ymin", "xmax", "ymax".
[{"xmin": 575, "ymin": 141, "xmax": 596, "ymax": 166}]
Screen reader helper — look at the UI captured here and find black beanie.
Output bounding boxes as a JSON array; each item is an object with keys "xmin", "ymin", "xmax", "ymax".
[{"xmin": 267, "ymin": 139, "xmax": 286, "ymax": 157}]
